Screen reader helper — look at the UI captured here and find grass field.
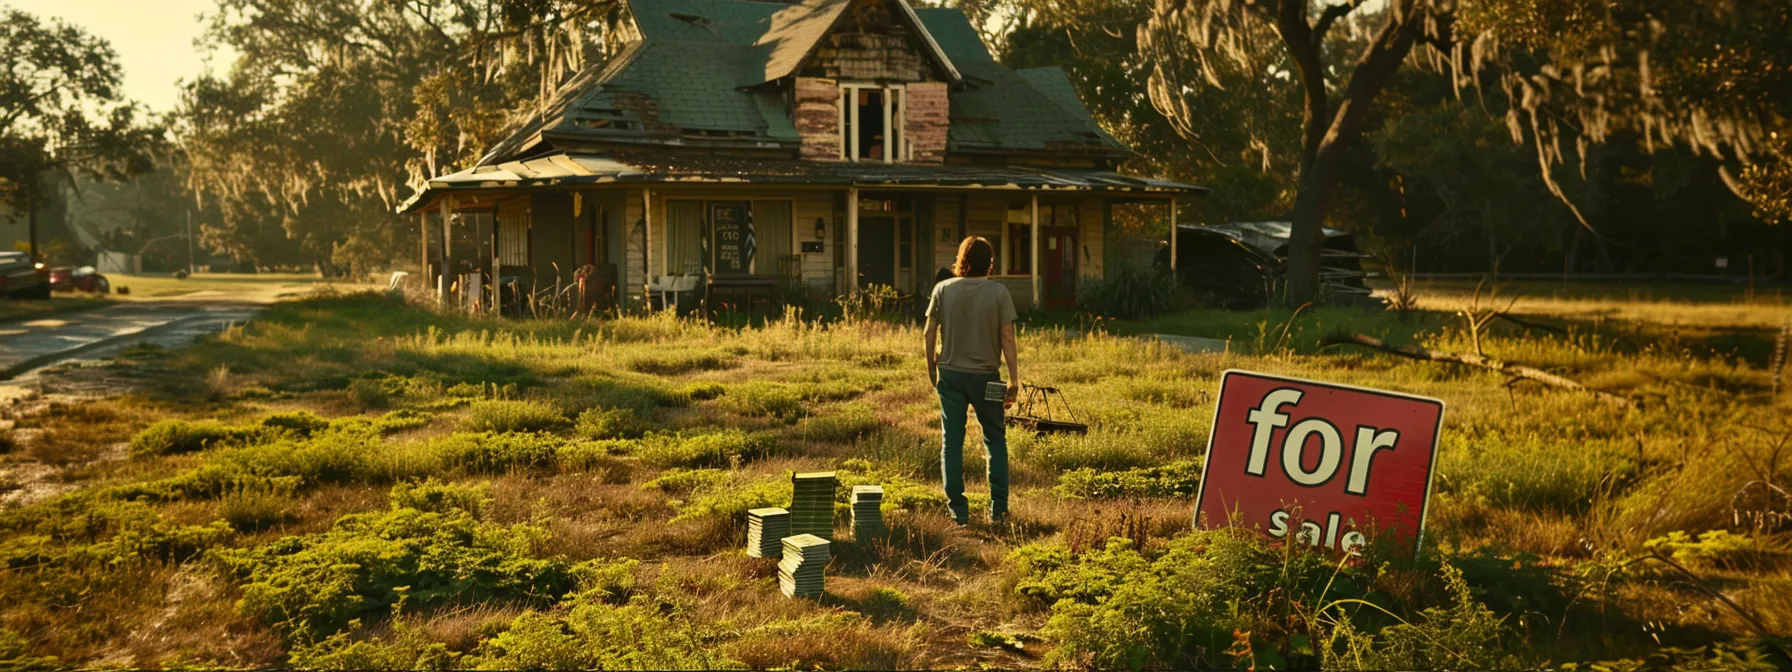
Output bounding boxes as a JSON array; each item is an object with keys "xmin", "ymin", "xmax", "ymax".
[
  {"xmin": 0, "ymin": 283, "xmax": 1787, "ymax": 669},
  {"xmin": 110, "ymin": 272, "xmax": 364, "ymax": 300}
]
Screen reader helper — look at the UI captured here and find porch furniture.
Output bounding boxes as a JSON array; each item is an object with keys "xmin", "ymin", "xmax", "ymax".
[
  {"xmin": 706, "ymin": 274, "xmax": 779, "ymax": 318},
  {"xmin": 649, "ymin": 274, "xmax": 702, "ymax": 313}
]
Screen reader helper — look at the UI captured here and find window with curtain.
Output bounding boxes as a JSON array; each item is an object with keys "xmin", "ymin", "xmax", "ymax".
[
  {"xmin": 497, "ymin": 211, "xmax": 529, "ymax": 266},
  {"xmin": 665, "ymin": 200, "xmax": 704, "ymax": 275},
  {"xmin": 752, "ymin": 200, "xmax": 792, "ymax": 277}
]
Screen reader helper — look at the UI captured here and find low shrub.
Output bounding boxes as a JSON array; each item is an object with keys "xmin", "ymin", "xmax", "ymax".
[
  {"xmin": 642, "ymin": 468, "xmax": 731, "ymax": 497},
  {"xmin": 1643, "ymin": 530, "xmax": 1788, "ymax": 572},
  {"xmin": 347, "ymin": 377, "xmax": 391, "ymax": 409},
  {"xmin": 683, "ymin": 382, "xmax": 725, "ymax": 401},
  {"xmin": 1076, "ymin": 262, "xmax": 1179, "ymax": 320},
  {"xmin": 796, "ymin": 404, "xmax": 882, "ymax": 444},
  {"xmin": 431, "ymin": 432, "xmax": 565, "ymax": 473},
  {"xmin": 260, "ymin": 410, "xmax": 330, "ymax": 437},
  {"xmin": 857, "ymin": 587, "xmax": 911, "ymax": 622},
  {"xmin": 1054, "ymin": 460, "xmax": 1203, "ymax": 499},
  {"xmin": 389, "ymin": 478, "xmax": 492, "ymax": 517},
  {"xmin": 128, "ymin": 419, "xmax": 243, "ymax": 457},
  {"xmin": 576, "ymin": 407, "xmax": 646, "ymax": 440},
  {"xmin": 669, "ymin": 473, "xmax": 789, "ymax": 524},
  {"xmin": 220, "ymin": 479, "xmax": 299, "ymax": 531},
  {"xmin": 1018, "ymin": 530, "xmax": 1520, "ymax": 670},
  {"xmin": 0, "ymin": 628, "xmax": 59, "ymax": 669},
  {"xmin": 1021, "ymin": 431, "xmax": 1158, "ymax": 472},
  {"xmin": 633, "ymin": 430, "xmax": 770, "ymax": 469},
  {"xmin": 725, "ymin": 613, "xmax": 911, "ymax": 670},
  {"xmin": 715, "ymin": 382, "xmax": 805, "ymax": 420},
  {"xmin": 462, "ymin": 598, "xmax": 721, "ymax": 670},
  {"xmin": 217, "ymin": 482, "xmax": 577, "ymax": 640},
  {"xmin": 463, "ymin": 400, "xmax": 569, "ymax": 433},
  {"xmin": 289, "ymin": 617, "xmax": 457, "ymax": 669},
  {"xmin": 626, "ymin": 351, "xmax": 736, "ymax": 376}
]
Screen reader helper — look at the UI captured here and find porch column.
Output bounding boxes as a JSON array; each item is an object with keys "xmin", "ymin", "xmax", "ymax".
[
  {"xmin": 490, "ymin": 203, "xmax": 501, "ymax": 312},
  {"xmin": 439, "ymin": 196, "xmax": 454, "ymax": 306},
  {"xmin": 1029, "ymin": 191, "xmax": 1041, "ymax": 309},
  {"xmin": 643, "ymin": 187, "xmax": 654, "ymax": 306},
  {"xmin": 418, "ymin": 209, "xmax": 428, "ymax": 292},
  {"xmin": 1169, "ymin": 196, "xmax": 1179, "ymax": 272},
  {"xmin": 846, "ymin": 187, "xmax": 860, "ymax": 294}
]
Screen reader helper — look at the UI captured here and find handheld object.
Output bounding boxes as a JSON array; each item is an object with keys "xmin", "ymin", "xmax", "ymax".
[{"xmin": 984, "ymin": 380, "xmax": 1009, "ymax": 402}]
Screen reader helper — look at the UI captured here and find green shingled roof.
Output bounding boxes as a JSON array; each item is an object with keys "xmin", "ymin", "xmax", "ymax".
[{"xmin": 476, "ymin": 0, "xmax": 1126, "ymax": 166}]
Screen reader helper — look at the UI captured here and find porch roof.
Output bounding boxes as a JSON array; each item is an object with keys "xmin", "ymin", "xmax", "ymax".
[{"xmin": 398, "ymin": 153, "xmax": 1207, "ymax": 213}]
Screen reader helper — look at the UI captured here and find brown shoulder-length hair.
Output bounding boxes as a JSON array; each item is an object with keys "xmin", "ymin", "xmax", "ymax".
[{"xmin": 952, "ymin": 236, "xmax": 996, "ymax": 277}]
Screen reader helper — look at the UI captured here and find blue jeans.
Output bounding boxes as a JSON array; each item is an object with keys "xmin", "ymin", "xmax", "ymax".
[{"xmin": 936, "ymin": 368, "xmax": 1009, "ymax": 523}]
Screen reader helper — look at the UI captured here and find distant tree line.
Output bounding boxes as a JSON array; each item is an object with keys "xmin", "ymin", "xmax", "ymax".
[{"xmin": 2, "ymin": 0, "xmax": 1785, "ymax": 285}]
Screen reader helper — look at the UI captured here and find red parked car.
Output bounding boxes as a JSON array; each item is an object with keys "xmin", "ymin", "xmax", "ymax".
[
  {"xmin": 0, "ymin": 251, "xmax": 51, "ymax": 300},
  {"xmin": 48, "ymin": 266, "xmax": 110, "ymax": 294}
]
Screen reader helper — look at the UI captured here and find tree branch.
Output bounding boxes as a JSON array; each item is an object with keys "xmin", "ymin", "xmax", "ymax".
[
  {"xmin": 1322, "ymin": 332, "xmax": 1636, "ymax": 407},
  {"xmin": 1312, "ymin": 0, "xmax": 1364, "ymax": 46}
]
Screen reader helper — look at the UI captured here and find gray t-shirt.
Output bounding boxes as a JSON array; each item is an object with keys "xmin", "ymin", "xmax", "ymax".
[{"xmin": 926, "ymin": 277, "xmax": 1018, "ymax": 373}]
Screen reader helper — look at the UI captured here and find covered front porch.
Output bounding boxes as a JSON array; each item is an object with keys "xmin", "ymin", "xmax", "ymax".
[{"xmin": 398, "ymin": 155, "xmax": 1205, "ymax": 316}]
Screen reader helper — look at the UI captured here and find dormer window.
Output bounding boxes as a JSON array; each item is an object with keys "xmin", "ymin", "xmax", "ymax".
[{"xmin": 839, "ymin": 84, "xmax": 907, "ymax": 162}]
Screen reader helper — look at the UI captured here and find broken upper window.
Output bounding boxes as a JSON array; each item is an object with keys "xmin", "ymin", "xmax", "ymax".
[{"xmin": 839, "ymin": 84, "xmax": 907, "ymax": 162}]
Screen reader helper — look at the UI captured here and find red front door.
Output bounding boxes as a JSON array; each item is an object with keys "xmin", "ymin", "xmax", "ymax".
[{"xmin": 1042, "ymin": 227, "xmax": 1078, "ymax": 308}]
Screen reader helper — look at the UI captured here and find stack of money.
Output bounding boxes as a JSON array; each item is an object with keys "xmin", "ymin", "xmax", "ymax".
[
  {"xmin": 777, "ymin": 533, "xmax": 831, "ymax": 598},
  {"xmin": 851, "ymin": 485, "xmax": 884, "ymax": 540},
  {"xmin": 790, "ymin": 471, "xmax": 838, "ymax": 539},
  {"xmin": 745, "ymin": 507, "xmax": 790, "ymax": 558}
]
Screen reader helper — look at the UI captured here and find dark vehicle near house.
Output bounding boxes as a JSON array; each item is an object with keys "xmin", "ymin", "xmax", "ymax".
[
  {"xmin": 48, "ymin": 266, "xmax": 111, "ymax": 294},
  {"xmin": 0, "ymin": 251, "xmax": 51, "ymax": 300},
  {"xmin": 1158, "ymin": 221, "xmax": 1373, "ymax": 309}
]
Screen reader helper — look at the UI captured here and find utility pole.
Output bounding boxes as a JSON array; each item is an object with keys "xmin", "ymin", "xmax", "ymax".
[
  {"xmin": 186, "ymin": 209, "xmax": 195, "ymax": 275},
  {"xmin": 26, "ymin": 188, "xmax": 38, "ymax": 262}
]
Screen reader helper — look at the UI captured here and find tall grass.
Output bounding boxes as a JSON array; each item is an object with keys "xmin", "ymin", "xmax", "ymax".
[{"xmin": 9, "ymin": 290, "xmax": 1788, "ymax": 667}]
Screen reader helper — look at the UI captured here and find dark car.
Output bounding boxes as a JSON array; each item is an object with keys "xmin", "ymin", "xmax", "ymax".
[
  {"xmin": 0, "ymin": 251, "xmax": 51, "ymax": 300},
  {"xmin": 1158, "ymin": 221, "xmax": 1374, "ymax": 309},
  {"xmin": 48, "ymin": 266, "xmax": 111, "ymax": 294}
]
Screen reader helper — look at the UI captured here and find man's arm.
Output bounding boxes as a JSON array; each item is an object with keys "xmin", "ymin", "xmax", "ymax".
[
  {"xmin": 924, "ymin": 316, "xmax": 940, "ymax": 385},
  {"xmin": 1001, "ymin": 322, "xmax": 1019, "ymax": 406}
]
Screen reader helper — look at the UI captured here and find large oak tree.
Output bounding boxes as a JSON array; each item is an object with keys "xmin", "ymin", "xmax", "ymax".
[{"xmin": 1143, "ymin": 0, "xmax": 1791, "ymax": 304}]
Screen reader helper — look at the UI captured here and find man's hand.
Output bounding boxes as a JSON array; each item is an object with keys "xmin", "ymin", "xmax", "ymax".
[{"xmin": 1004, "ymin": 381, "xmax": 1020, "ymax": 408}]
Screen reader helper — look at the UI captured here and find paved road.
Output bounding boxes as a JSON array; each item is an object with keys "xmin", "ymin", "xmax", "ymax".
[{"xmin": 0, "ymin": 300, "xmax": 264, "ymax": 380}]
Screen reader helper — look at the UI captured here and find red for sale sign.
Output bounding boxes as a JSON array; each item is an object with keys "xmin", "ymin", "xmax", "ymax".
[{"xmin": 1194, "ymin": 370, "xmax": 1445, "ymax": 555}]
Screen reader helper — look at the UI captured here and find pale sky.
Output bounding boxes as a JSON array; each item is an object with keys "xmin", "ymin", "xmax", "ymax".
[{"xmin": 8, "ymin": 0, "xmax": 226, "ymax": 114}]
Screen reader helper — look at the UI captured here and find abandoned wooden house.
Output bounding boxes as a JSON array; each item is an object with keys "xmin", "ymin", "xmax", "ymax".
[{"xmin": 397, "ymin": 0, "xmax": 1205, "ymax": 313}]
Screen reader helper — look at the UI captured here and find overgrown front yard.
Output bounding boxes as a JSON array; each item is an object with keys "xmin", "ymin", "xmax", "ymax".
[{"xmin": 0, "ymin": 291, "xmax": 1787, "ymax": 669}]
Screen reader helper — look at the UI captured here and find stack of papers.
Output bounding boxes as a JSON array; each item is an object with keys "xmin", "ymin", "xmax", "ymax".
[
  {"xmin": 790, "ymin": 471, "xmax": 838, "ymax": 539},
  {"xmin": 851, "ymin": 485, "xmax": 884, "ymax": 540},
  {"xmin": 745, "ymin": 507, "xmax": 790, "ymax": 558},
  {"xmin": 777, "ymin": 533, "xmax": 831, "ymax": 598}
]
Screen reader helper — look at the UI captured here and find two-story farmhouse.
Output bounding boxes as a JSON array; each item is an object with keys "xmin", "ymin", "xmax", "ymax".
[{"xmin": 398, "ymin": 0, "xmax": 1204, "ymax": 311}]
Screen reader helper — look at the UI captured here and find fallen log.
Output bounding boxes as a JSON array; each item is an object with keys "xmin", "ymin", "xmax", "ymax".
[{"xmin": 1322, "ymin": 333, "xmax": 1636, "ymax": 408}]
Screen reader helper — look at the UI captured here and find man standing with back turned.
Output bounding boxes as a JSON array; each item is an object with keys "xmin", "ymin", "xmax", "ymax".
[{"xmin": 924, "ymin": 236, "xmax": 1019, "ymax": 526}]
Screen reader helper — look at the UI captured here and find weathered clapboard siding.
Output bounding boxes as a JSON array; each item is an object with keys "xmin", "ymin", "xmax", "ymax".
[
  {"xmin": 796, "ymin": 193, "xmax": 835, "ymax": 294},
  {"xmin": 802, "ymin": 0, "xmax": 933, "ymax": 82},
  {"xmin": 904, "ymin": 82, "xmax": 949, "ymax": 164},
  {"xmin": 794, "ymin": 77, "xmax": 841, "ymax": 162},
  {"xmin": 1079, "ymin": 197, "xmax": 1105, "ymax": 280}
]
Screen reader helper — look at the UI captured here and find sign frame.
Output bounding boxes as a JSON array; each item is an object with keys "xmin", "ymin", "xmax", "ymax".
[{"xmin": 1193, "ymin": 369, "xmax": 1446, "ymax": 554}]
